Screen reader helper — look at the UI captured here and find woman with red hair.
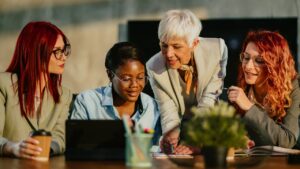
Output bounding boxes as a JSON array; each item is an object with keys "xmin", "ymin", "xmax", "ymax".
[
  {"xmin": 0, "ymin": 21, "xmax": 72, "ymax": 159},
  {"xmin": 228, "ymin": 30, "xmax": 300, "ymax": 148}
]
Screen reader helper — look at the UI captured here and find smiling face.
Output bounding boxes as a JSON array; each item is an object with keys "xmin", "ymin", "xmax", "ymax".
[
  {"xmin": 48, "ymin": 35, "xmax": 67, "ymax": 74},
  {"xmin": 160, "ymin": 37, "xmax": 198, "ymax": 69},
  {"xmin": 242, "ymin": 42, "xmax": 267, "ymax": 85},
  {"xmin": 111, "ymin": 59, "xmax": 146, "ymax": 103}
]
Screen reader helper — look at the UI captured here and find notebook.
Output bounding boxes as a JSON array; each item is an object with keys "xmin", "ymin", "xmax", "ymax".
[
  {"xmin": 235, "ymin": 146, "xmax": 300, "ymax": 156},
  {"xmin": 65, "ymin": 120, "xmax": 125, "ymax": 161}
]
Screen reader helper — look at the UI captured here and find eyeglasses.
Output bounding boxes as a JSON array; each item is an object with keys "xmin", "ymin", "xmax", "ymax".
[
  {"xmin": 111, "ymin": 71, "xmax": 149, "ymax": 86},
  {"xmin": 52, "ymin": 44, "xmax": 71, "ymax": 60},
  {"xmin": 240, "ymin": 52, "xmax": 265, "ymax": 67}
]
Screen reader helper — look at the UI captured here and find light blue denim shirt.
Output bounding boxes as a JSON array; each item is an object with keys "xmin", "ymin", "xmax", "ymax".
[{"xmin": 70, "ymin": 84, "xmax": 161, "ymax": 143}]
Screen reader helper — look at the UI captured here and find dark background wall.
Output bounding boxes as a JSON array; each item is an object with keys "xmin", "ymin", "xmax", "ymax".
[{"xmin": 1, "ymin": 0, "xmax": 300, "ymax": 93}]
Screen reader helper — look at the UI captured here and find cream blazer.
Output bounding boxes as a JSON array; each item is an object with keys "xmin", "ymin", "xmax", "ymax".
[
  {"xmin": 146, "ymin": 37, "xmax": 228, "ymax": 134},
  {"xmin": 0, "ymin": 72, "xmax": 72, "ymax": 155}
]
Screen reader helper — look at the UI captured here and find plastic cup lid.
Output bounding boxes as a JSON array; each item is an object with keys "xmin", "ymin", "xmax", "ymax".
[{"xmin": 31, "ymin": 129, "xmax": 52, "ymax": 137}]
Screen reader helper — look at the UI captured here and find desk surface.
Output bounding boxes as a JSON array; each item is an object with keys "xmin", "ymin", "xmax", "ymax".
[{"xmin": 0, "ymin": 156, "xmax": 300, "ymax": 169}]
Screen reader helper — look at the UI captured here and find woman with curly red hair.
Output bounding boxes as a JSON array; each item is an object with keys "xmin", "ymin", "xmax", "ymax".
[{"xmin": 228, "ymin": 30, "xmax": 300, "ymax": 148}]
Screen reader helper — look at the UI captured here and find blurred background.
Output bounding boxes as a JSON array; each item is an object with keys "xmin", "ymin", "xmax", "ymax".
[{"xmin": 0, "ymin": 0, "xmax": 299, "ymax": 94}]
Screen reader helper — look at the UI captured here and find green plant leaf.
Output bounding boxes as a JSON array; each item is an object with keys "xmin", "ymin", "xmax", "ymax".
[{"xmin": 183, "ymin": 101, "xmax": 247, "ymax": 148}]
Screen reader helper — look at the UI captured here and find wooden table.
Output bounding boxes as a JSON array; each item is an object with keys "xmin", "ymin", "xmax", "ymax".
[{"xmin": 0, "ymin": 155, "xmax": 300, "ymax": 169}]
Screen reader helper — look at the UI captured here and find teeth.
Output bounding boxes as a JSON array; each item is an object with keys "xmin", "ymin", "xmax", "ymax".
[{"xmin": 246, "ymin": 72, "xmax": 257, "ymax": 76}]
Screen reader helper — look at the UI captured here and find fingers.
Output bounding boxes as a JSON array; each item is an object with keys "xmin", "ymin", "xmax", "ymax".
[
  {"xmin": 160, "ymin": 135, "xmax": 179, "ymax": 154},
  {"xmin": 163, "ymin": 131, "xmax": 179, "ymax": 147},
  {"xmin": 17, "ymin": 138, "xmax": 42, "ymax": 159},
  {"xmin": 228, "ymin": 86, "xmax": 253, "ymax": 111},
  {"xmin": 247, "ymin": 140, "xmax": 255, "ymax": 149},
  {"xmin": 161, "ymin": 128, "xmax": 180, "ymax": 154},
  {"xmin": 228, "ymin": 86, "xmax": 240, "ymax": 91},
  {"xmin": 22, "ymin": 138, "xmax": 41, "ymax": 151},
  {"xmin": 174, "ymin": 145, "xmax": 193, "ymax": 155},
  {"xmin": 228, "ymin": 91, "xmax": 238, "ymax": 102},
  {"xmin": 160, "ymin": 139, "xmax": 175, "ymax": 154},
  {"xmin": 23, "ymin": 137, "xmax": 40, "ymax": 146},
  {"xmin": 20, "ymin": 142, "xmax": 41, "ymax": 155},
  {"xmin": 227, "ymin": 86, "xmax": 242, "ymax": 102},
  {"xmin": 161, "ymin": 141, "xmax": 171, "ymax": 154},
  {"xmin": 19, "ymin": 152, "xmax": 37, "ymax": 160}
]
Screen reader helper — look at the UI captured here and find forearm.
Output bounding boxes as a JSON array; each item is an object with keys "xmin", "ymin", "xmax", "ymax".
[
  {"xmin": 159, "ymin": 99, "xmax": 181, "ymax": 134},
  {"xmin": 243, "ymin": 105, "xmax": 297, "ymax": 148}
]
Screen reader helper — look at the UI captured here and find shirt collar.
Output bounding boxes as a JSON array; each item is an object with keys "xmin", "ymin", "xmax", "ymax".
[
  {"xmin": 101, "ymin": 84, "xmax": 144, "ymax": 115},
  {"xmin": 101, "ymin": 83, "xmax": 114, "ymax": 106},
  {"xmin": 135, "ymin": 95, "xmax": 144, "ymax": 115}
]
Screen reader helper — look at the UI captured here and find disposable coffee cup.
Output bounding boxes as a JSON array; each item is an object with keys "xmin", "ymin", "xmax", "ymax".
[{"xmin": 30, "ymin": 129, "xmax": 52, "ymax": 161}]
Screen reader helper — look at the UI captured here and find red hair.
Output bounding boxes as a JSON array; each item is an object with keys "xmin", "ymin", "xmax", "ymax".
[
  {"xmin": 238, "ymin": 30, "xmax": 297, "ymax": 120},
  {"xmin": 6, "ymin": 21, "xmax": 69, "ymax": 117}
]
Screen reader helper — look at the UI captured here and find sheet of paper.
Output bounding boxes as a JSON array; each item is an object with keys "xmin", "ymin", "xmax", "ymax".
[{"xmin": 152, "ymin": 152, "xmax": 194, "ymax": 159}]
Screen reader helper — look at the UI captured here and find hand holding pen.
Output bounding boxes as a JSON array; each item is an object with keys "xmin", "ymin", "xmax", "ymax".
[
  {"xmin": 160, "ymin": 137, "xmax": 196, "ymax": 155},
  {"xmin": 227, "ymin": 86, "xmax": 254, "ymax": 111},
  {"xmin": 160, "ymin": 137, "xmax": 178, "ymax": 154},
  {"xmin": 160, "ymin": 127, "xmax": 181, "ymax": 154}
]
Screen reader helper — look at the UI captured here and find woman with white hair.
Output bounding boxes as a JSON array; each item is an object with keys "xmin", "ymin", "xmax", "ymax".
[{"xmin": 146, "ymin": 9, "xmax": 228, "ymax": 154}]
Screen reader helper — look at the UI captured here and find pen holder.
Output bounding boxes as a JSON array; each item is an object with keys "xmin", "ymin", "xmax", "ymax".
[{"xmin": 125, "ymin": 133, "xmax": 153, "ymax": 167}]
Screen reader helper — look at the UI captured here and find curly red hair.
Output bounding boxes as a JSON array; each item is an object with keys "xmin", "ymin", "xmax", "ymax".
[{"xmin": 237, "ymin": 30, "xmax": 297, "ymax": 120}]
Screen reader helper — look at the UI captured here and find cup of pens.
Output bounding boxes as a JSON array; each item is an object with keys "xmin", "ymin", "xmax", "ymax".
[
  {"xmin": 125, "ymin": 126, "xmax": 154, "ymax": 167},
  {"xmin": 122, "ymin": 115, "xmax": 154, "ymax": 167}
]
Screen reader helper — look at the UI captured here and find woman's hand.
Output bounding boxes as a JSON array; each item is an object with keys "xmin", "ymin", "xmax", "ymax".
[
  {"xmin": 174, "ymin": 144, "xmax": 200, "ymax": 155},
  {"xmin": 228, "ymin": 86, "xmax": 254, "ymax": 111},
  {"xmin": 3, "ymin": 137, "xmax": 42, "ymax": 159},
  {"xmin": 247, "ymin": 139, "xmax": 255, "ymax": 149},
  {"xmin": 160, "ymin": 127, "xmax": 180, "ymax": 154}
]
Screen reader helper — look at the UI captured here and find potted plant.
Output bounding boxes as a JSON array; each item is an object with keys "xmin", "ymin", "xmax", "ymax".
[{"xmin": 183, "ymin": 101, "xmax": 247, "ymax": 168}]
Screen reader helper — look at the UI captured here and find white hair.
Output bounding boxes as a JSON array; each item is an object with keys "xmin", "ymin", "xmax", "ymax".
[{"xmin": 158, "ymin": 9, "xmax": 202, "ymax": 47}]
